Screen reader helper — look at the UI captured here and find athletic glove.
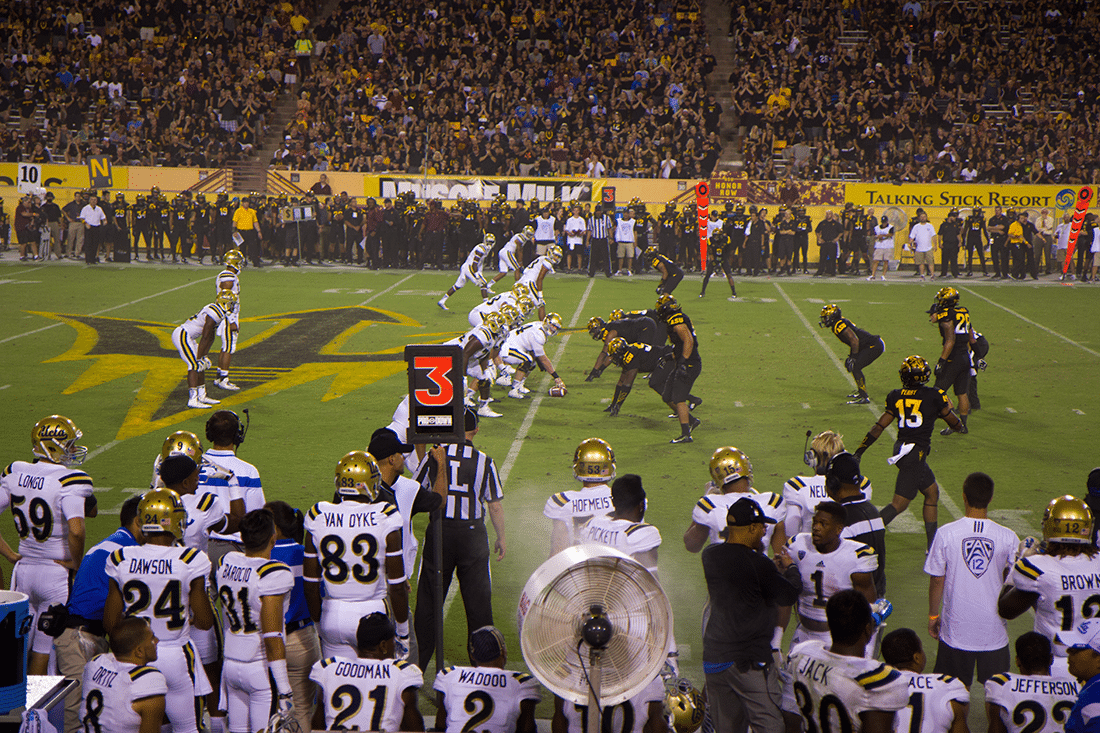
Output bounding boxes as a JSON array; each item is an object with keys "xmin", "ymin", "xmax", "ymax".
[
  {"xmin": 395, "ymin": 634, "xmax": 411, "ymax": 661},
  {"xmin": 196, "ymin": 356, "xmax": 212, "ymax": 372},
  {"xmin": 276, "ymin": 693, "xmax": 294, "ymax": 717},
  {"xmin": 871, "ymin": 598, "xmax": 893, "ymax": 627},
  {"xmin": 934, "ymin": 358, "xmax": 947, "ymax": 377},
  {"xmin": 977, "ymin": 358, "xmax": 987, "ymax": 371},
  {"xmin": 674, "ymin": 362, "xmax": 688, "ymax": 381},
  {"xmin": 844, "ymin": 356, "xmax": 855, "ymax": 372}
]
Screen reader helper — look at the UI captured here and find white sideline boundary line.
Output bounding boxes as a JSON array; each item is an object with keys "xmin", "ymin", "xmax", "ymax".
[
  {"xmin": 960, "ymin": 286, "xmax": 1100, "ymax": 358},
  {"xmin": 0, "ymin": 277, "xmax": 207, "ymax": 345},
  {"xmin": 443, "ymin": 278, "xmax": 596, "ymax": 620},
  {"xmin": 774, "ymin": 283, "xmax": 962, "ymax": 520}
]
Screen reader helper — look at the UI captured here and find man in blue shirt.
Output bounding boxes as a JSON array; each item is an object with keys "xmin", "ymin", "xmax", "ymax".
[
  {"xmin": 1065, "ymin": 618, "xmax": 1100, "ymax": 733},
  {"xmin": 54, "ymin": 495, "xmax": 142, "ymax": 733}
]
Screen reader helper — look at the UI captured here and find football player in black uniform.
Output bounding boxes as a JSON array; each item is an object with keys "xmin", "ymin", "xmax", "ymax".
[
  {"xmin": 793, "ymin": 205, "xmax": 812, "ymax": 274},
  {"xmin": 654, "ymin": 294, "xmax": 702, "ymax": 444},
  {"xmin": 657, "ymin": 203, "xmax": 679, "ymax": 261},
  {"xmin": 819, "ymin": 304, "xmax": 885, "ymax": 404},
  {"xmin": 699, "ymin": 230, "xmax": 737, "ymax": 300},
  {"xmin": 604, "ymin": 337, "xmax": 675, "ymax": 416},
  {"xmin": 585, "ymin": 311, "xmax": 662, "ymax": 380},
  {"xmin": 927, "ymin": 287, "xmax": 972, "ymax": 435},
  {"xmin": 854, "ymin": 355, "xmax": 963, "ymax": 550},
  {"xmin": 963, "ymin": 207, "xmax": 988, "ymax": 277},
  {"xmin": 646, "ymin": 245, "xmax": 684, "ymax": 294}
]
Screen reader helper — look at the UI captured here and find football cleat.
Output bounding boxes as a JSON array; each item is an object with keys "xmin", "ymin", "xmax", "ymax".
[
  {"xmin": 138, "ymin": 488, "xmax": 188, "ymax": 538},
  {"xmin": 688, "ymin": 396, "xmax": 702, "ymax": 411},
  {"xmin": 518, "ymin": 385, "xmax": 530, "ymax": 394},
  {"xmin": 709, "ymin": 447, "xmax": 752, "ymax": 486},
  {"xmin": 669, "ymin": 434, "xmax": 693, "ymax": 444},
  {"xmin": 477, "ymin": 404, "xmax": 502, "ymax": 418},
  {"xmin": 1042, "ymin": 495, "xmax": 1093, "ymax": 545},
  {"xmin": 334, "ymin": 451, "xmax": 383, "ymax": 499},
  {"xmin": 573, "ymin": 438, "xmax": 615, "ymax": 482},
  {"xmin": 507, "ymin": 388, "xmax": 526, "ymax": 399},
  {"xmin": 199, "ymin": 394, "xmax": 221, "ymax": 405},
  {"xmin": 437, "ymin": 298, "xmax": 449, "ymax": 311},
  {"xmin": 214, "ymin": 378, "xmax": 240, "ymax": 391},
  {"xmin": 494, "ymin": 375, "xmax": 512, "ymax": 387},
  {"xmin": 847, "ymin": 396, "xmax": 871, "ymax": 405},
  {"xmin": 688, "ymin": 415, "xmax": 701, "ymax": 433},
  {"xmin": 31, "ymin": 415, "xmax": 88, "ymax": 465},
  {"xmin": 187, "ymin": 397, "xmax": 213, "ymax": 409},
  {"xmin": 161, "ymin": 430, "xmax": 203, "ymax": 462}
]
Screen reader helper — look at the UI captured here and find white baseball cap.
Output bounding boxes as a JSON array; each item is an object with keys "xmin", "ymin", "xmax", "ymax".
[{"xmin": 1063, "ymin": 618, "xmax": 1100, "ymax": 653}]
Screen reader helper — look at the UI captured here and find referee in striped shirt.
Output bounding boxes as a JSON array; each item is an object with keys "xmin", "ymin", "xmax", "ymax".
[
  {"xmin": 588, "ymin": 203, "xmax": 614, "ymax": 278},
  {"xmin": 413, "ymin": 407, "xmax": 506, "ymax": 671}
]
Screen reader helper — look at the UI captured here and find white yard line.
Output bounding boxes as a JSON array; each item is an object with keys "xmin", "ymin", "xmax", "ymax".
[
  {"xmin": 774, "ymin": 283, "xmax": 962, "ymax": 520},
  {"xmin": 358, "ymin": 273, "xmax": 416, "ymax": 305},
  {"xmin": 444, "ymin": 278, "xmax": 596, "ymax": 621},
  {"xmin": 960, "ymin": 286, "xmax": 1100, "ymax": 358}
]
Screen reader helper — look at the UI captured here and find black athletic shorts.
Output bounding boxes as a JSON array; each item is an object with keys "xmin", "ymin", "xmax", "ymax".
[
  {"xmin": 934, "ymin": 354, "xmax": 971, "ymax": 396},
  {"xmin": 892, "ymin": 441, "xmax": 935, "ymax": 500},
  {"xmin": 933, "ymin": 639, "xmax": 1009, "ymax": 687},
  {"xmin": 648, "ymin": 357, "xmax": 675, "ymax": 397},
  {"xmin": 661, "ymin": 359, "xmax": 701, "ymax": 404}
]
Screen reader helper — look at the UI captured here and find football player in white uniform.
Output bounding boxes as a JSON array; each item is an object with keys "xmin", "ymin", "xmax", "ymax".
[
  {"xmin": 172, "ymin": 290, "xmax": 238, "ymax": 409},
  {"xmin": 449, "ymin": 312, "xmax": 507, "ymax": 418},
  {"xmin": 439, "ymin": 234, "xmax": 496, "ymax": 310},
  {"xmin": 216, "ymin": 510, "xmax": 295, "ymax": 733},
  {"xmin": 516, "ymin": 244, "xmax": 559, "ymax": 319},
  {"xmin": 81, "ymin": 617, "xmax": 167, "ymax": 733},
  {"xmin": 468, "ymin": 283, "xmax": 529, "ymax": 329},
  {"xmin": 158, "ymin": 454, "xmax": 239, "ymax": 555},
  {"xmin": 0, "ymin": 415, "xmax": 94, "ymax": 674},
  {"xmin": 985, "ymin": 631, "xmax": 1079, "ymax": 733},
  {"xmin": 783, "ymin": 589, "xmax": 909, "ymax": 733},
  {"xmin": 543, "ymin": 438, "xmax": 615, "ymax": 557},
  {"xmin": 685, "ymin": 446, "xmax": 786, "ymax": 555},
  {"xmin": 503, "ymin": 313, "xmax": 566, "ymax": 399},
  {"xmin": 783, "ymin": 430, "xmax": 870, "ymax": 538},
  {"xmin": 554, "ymin": 674, "xmax": 668, "ymax": 733},
  {"xmin": 999, "ymin": 495, "xmax": 1100, "ymax": 673},
  {"xmin": 491, "ymin": 226, "xmax": 533, "ymax": 285},
  {"xmin": 214, "ymin": 248, "xmax": 244, "ymax": 391},
  {"xmin": 581, "ymin": 474, "xmax": 661, "ymax": 575},
  {"xmin": 434, "ymin": 626, "xmax": 540, "ymax": 733},
  {"xmin": 303, "ymin": 451, "xmax": 409, "ymax": 660},
  {"xmin": 881, "ymin": 628, "xmax": 969, "ymax": 733},
  {"xmin": 310, "ymin": 612, "xmax": 424, "ymax": 731},
  {"xmin": 104, "ymin": 489, "xmax": 215, "ymax": 733},
  {"xmin": 787, "ymin": 502, "xmax": 878, "ymax": 647}
]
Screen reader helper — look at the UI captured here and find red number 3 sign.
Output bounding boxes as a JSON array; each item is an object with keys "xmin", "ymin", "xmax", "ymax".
[{"xmin": 413, "ymin": 356, "xmax": 454, "ymax": 406}]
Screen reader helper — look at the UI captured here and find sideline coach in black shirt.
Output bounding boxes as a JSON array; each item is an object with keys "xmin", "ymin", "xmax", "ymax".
[
  {"xmin": 702, "ymin": 497, "xmax": 801, "ymax": 733},
  {"xmin": 413, "ymin": 407, "xmax": 506, "ymax": 671},
  {"xmin": 826, "ymin": 452, "xmax": 887, "ymax": 598}
]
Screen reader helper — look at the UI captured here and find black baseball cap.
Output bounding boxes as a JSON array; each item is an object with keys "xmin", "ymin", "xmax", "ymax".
[
  {"xmin": 727, "ymin": 497, "xmax": 777, "ymax": 526},
  {"xmin": 1088, "ymin": 467, "xmax": 1100, "ymax": 495},
  {"xmin": 464, "ymin": 407, "xmax": 479, "ymax": 432},
  {"xmin": 159, "ymin": 454, "xmax": 198, "ymax": 486},
  {"xmin": 826, "ymin": 452, "xmax": 863, "ymax": 485},
  {"xmin": 367, "ymin": 427, "xmax": 413, "ymax": 461}
]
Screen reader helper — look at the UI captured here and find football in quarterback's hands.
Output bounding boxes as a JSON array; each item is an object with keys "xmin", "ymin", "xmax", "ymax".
[{"xmin": 548, "ymin": 386, "xmax": 568, "ymax": 397}]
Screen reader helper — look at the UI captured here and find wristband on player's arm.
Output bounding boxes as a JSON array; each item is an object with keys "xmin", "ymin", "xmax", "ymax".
[
  {"xmin": 855, "ymin": 432, "xmax": 876, "ymax": 458},
  {"xmin": 267, "ymin": 658, "xmax": 292, "ymax": 696},
  {"xmin": 396, "ymin": 620, "xmax": 409, "ymax": 637}
]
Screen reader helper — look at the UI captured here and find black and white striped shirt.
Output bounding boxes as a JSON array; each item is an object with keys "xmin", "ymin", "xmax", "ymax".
[
  {"xmin": 588, "ymin": 214, "xmax": 612, "ymax": 240},
  {"xmin": 415, "ymin": 441, "xmax": 503, "ymax": 521}
]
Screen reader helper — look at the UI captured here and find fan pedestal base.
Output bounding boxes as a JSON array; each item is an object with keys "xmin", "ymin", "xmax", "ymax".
[{"xmin": 587, "ymin": 647, "xmax": 603, "ymax": 733}]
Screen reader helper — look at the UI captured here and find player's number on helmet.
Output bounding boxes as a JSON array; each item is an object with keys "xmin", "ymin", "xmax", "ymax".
[
  {"xmin": 161, "ymin": 430, "xmax": 203, "ymax": 461},
  {"xmin": 334, "ymin": 451, "xmax": 383, "ymax": 500},
  {"xmin": 709, "ymin": 446, "xmax": 752, "ymax": 486},
  {"xmin": 573, "ymin": 438, "xmax": 615, "ymax": 482}
]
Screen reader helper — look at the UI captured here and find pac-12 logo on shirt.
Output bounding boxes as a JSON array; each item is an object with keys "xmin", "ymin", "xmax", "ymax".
[{"xmin": 962, "ymin": 537, "xmax": 995, "ymax": 578}]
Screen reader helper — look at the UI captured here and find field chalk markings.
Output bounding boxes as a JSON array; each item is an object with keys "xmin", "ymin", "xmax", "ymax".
[
  {"xmin": 443, "ymin": 278, "xmax": 596, "ymax": 621},
  {"xmin": 358, "ymin": 273, "xmax": 416, "ymax": 306},
  {"xmin": 960, "ymin": 287, "xmax": 1100, "ymax": 358},
  {"xmin": 774, "ymin": 283, "xmax": 963, "ymax": 522}
]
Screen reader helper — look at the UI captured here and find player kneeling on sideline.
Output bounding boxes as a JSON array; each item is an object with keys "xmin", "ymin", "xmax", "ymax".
[
  {"xmin": 985, "ymin": 632, "xmax": 1079, "ymax": 733},
  {"xmin": 783, "ymin": 590, "xmax": 909, "ymax": 733},
  {"xmin": 216, "ymin": 509, "xmax": 295, "ymax": 733},
  {"xmin": 81, "ymin": 617, "xmax": 167, "ymax": 733},
  {"xmin": 880, "ymin": 628, "xmax": 969, "ymax": 733},
  {"xmin": 435, "ymin": 626, "xmax": 540, "ymax": 733},
  {"xmin": 172, "ymin": 290, "xmax": 238, "ymax": 409},
  {"xmin": 503, "ymin": 313, "xmax": 565, "ymax": 399},
  {"xmin": 310, "ymin": 613, "xmax": 424, "ymax": 731}
]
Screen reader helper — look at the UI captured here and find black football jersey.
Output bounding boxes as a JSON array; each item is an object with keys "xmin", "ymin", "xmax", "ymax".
[
  {"xmin": 664, "ymin": 311, "xmax": 699, "ymax": 359},
  {"xmin": 649, "ymin": 252, "xmax": 680, "ymax": 273},
  {"xmin": 934, "ymin": 306, "xmax": 971, "ymax": 357},
  {"xmin": 607, "ymin": 317, "xmax": 660, "ymax": 347},
  {"xmin": 884, "ymin": 385, "xmax": 952, "ymax": 451},
  {"xmin": 832, "ymin": 318, "xmax": 879, "ymax": 350},
  {"xmin": 619, "ymin": 342, "xmax": 673, "ymax": 373}
]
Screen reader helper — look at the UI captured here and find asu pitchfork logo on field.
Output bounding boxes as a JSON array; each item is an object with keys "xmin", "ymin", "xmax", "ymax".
[{"xmin": 31, "ymin": 306, "xmax": 428, "ymax": 441}]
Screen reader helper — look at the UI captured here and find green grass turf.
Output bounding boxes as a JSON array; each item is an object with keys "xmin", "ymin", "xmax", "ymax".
[{"xmin": 1, "ymin": 259, "xmax": 1098, "ymax": 726}]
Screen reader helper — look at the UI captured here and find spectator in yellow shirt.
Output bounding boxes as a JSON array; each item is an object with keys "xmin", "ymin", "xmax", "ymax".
[{"xmin": 232, "ymin": 198, "xmax": 263, "ymax": 267}]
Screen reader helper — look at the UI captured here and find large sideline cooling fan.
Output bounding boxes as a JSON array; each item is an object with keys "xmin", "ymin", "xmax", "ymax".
[{"xmin": 517, "ymin": 544, "xmax": 673, "ymax": 726}]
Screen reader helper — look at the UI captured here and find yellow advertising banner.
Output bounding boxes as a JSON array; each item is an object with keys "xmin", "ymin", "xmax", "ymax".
[{"xmin": 845, "ymin": 183, "xmax": 1083, "ymax": 215}]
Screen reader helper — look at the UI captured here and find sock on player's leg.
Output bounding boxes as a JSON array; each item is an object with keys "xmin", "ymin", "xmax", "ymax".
[{"xmin": 924, "ymin": 520, "xmax": 938, "ymax": 550}]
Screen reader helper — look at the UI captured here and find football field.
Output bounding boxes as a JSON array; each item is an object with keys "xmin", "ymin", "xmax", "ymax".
[{"xmin": 2, "ymin": 259, "xmax": 1099, "ymax": 726}]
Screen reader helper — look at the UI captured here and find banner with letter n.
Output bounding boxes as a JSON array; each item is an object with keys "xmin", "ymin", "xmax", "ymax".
[
  {"xmin": 88, "ymin": 156, "xmax": 113, "ymax": 189},
  {"xmin": 404, "ymin": 344, "xmax": 465, "ymax": 445}
]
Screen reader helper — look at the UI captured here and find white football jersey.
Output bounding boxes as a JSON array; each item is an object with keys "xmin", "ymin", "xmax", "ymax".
[
  {"xmin": 81, "ymin": 654, "xmax": 168, "ymax": 733},
  {"xmin": 216, "ymin": 552, "xmax": 293, "ymax": 663},
  {"xmin": 503, "ymin": 323, "xmax": 548, "ymax": 360},
  {"xmin": 179, "ymin": 302, "xmax": 230, "ymax": 340},
  {"xmin": 895, "ymin": 672, "xmax": 969, "ymax": 733},
  {"xmin": 787, "ymin": 534, "xmax": 877, "ymax": 623},
  {"xmin": 470, "ymin": 292, "xmax": 518, "ymax": 328},
  {"xmin": 984, "ymin": 672, "xmax": 1080, "ymax": 733},
  {"xmin": 923, "ymin": 516, "xmax": 1018, "ymax": 651},
  {"xmin": 0, "ymin": 460, "xmax": 93, "ymax": 561},
  {"xmin": 543, "ymin": 485, "xmax": 613, "ymax": 546},
  {"xmin": 783, "ymin": 474, "xmax": 873, "ymax": 537},
  {"xmin": 106, "ymin": 544, "xmax": 212, "ymax": 644},
  {"xmin": 434, "ymin": 665, "xmax": 541, "ymax": 733},
  {"xmin": 462, "ymin": 242, "xmax": 491, "ymax": 274},
  {"xmin": 580, "ymin": 516, "xmax": 661, "ymax": 570},
  {"xmin": 561, "ymin": 675, "xmax": 664, "ymax": 733},
  {"xmin": 303, "ymin": 499, "xmax": 402, "ymax": 603},
  {"xmin": 783, "ymin": 640, "xmax": 909, "ymax": 731},
  {"xmin": 692, "ymin": 489, "xmax": 784, "ymax": 549},
  {"xmin": 1009, "ymin": 551, "xmax": 1100, "ymax": 655},
  {"xmin": 310, "ymin": 656, "xmax": 422, "ymax": 731},
  {"xmin": 181, "ymin": 491, "xmax": 228, "ymax": 552},
  {"xmin": 518, "ymin": 257, "xmax": 554, "ymax": 291}
]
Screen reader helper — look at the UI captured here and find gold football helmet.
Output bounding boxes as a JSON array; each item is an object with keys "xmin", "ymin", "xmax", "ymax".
[
  {"xmin": 521, "ymin": 225, "xmax": 535, "ymax": 238},
  {"xmin": 223, "ymin": 249, "xmax": 244, "ymax": 272},
  {"xmin": 334, "ymin": 451, "xmax": 382, "ymax": 499},
  {"xmin": 573, "ymin": 438, "xmax": 615, "ymax": 483},
  {"xmin": 543, "ymin": 312, "xmax": 562, "ymax": 335},
  {"xmin": 484, "ymin": 233, "xmax": 496, "ymax": 246},
  {"xmin": 933, "ymin": 286, "xmax": 960, "ymax": 309},
  {"xmin": 215, "ymin": 290, "xmax": 239, "ymax": 313},
  {"xmin": 161, "ymin": 430, "xmax": 203, "ymax": 462},
  {"xmin": 1042, "ymin": 495, "xmax": 1093, "ymax": 545},
  {"xmin": 665, "ymin": 678, "xmax": 705, "ymax": 733},
  {"xmin": 709, "ymin": 446, "xmax": 753, "ymax": 487},
  {"xmin": 512, "ymin": 282, "xmax": 533, "ymax": 300},
  {"xmin": 138, "ymin": 488, "xmax": 187, "ymax": 539},
  {"xmin": 32, "ymin": 415, "xmax": 87, "ymax": 465},
  {"xmin": 655, "ymin": 293, "xmax": 680, "ymax": 318},
  {"xmin": 514, "ymin": 294, "xmax": 536, "ymax": 315},
  {"xmin": 610, "ymin": 308, "xmax": 625, "ymax": 321},
  {"xmin": 606, "ymin": 337, "xmax": 627, "ymax": 365},
  {"xmin": 499, "ymin": 304, "xmax": 521, "ymax": 327},
  {"xmin": 546, "ymin": 244, "xmax": 562, "ymax": 265},
  {"xmin": 588, "ymin": 316, "xmax": 607, "ymax": 340},
  {"xmin": 482, "ymin": 312, "xmax": 506, "ymax": 335},
  {"xmin": 819, "ymin": 304, "xmax": 841, "ymax": 328},
  {"xmin": 899, "ymin": 355, "xmax": 931, "ymax": 388},
  {"xmin": 645, "ymin": 245, "xmax": 659, "ymax": 258}
]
